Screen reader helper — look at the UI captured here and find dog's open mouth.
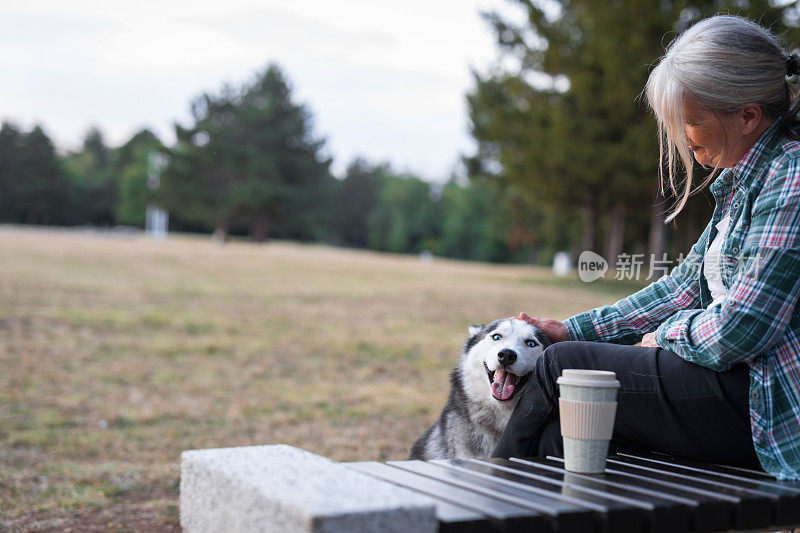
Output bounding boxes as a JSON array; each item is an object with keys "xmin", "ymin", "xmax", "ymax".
[{"xmin": 484, "ymin": 362, "xmax": 531, "ymax": 401}]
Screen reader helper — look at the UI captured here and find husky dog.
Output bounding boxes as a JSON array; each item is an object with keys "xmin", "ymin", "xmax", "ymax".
[{"xmin": 409, "ymin": 317, "xmax": 551, "ymax": 460}]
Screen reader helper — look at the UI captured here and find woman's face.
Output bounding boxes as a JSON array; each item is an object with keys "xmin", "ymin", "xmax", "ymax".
[{"xmin": 682, "ymin": 100, "xmax": 744, "ymax": 168}]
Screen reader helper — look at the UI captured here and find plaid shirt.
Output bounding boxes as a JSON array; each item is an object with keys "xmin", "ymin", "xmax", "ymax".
[{"xmin": 564, "ymin": 120, "xmax": 800, "ymax": 480}]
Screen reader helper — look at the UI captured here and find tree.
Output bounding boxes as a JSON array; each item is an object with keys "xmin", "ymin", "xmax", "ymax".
[
  {"xmin": 0, "ymin": 122, "xmax": 25, "ymax": 222},
  {"xmin": 16, "ymin": 126, "xmax": 68, "ymax": 225},
  {"xmin": 438, "ymin": 179, "xmax": 514, "ymax": 262},
  {"xmin": 114, "ymin": 129, "xmax": 164, "ymax": 227},
  {"xmin": 328, "ymin": 158, "xmax": 384, "ymax": 247},
  {"xmin": 367, "ymin": 174, "xmax": 441, "ymax": 254},
  {"xmin": 62, "ymin": 127, "xmax": 117, "ymax": 225},
  {"xmin": 468, "ymin": 0, "xmax": 674, "ymax": 262},
  {"xmin": 160, "ymin": 64, "xmax": 334, "ymax": 241}
]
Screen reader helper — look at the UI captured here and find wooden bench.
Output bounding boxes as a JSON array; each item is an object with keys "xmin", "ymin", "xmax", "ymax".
[
  {"xmin": 347, "ymin": 451, "xmax": 800, "ymax": 533},
  {"xmin": 179, "ymin": 445, "xmax": 800, "ymax": 532}
]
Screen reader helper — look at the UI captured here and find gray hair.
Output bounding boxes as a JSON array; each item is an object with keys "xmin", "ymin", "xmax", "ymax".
[{"xmin": 645, "ymin": 14, "xmax": 797, "ymax": 222}]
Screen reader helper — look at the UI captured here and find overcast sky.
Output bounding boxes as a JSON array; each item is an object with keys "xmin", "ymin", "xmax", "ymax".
[{"xmin": 0, "ymin": 0, "xmax": 518, "ymax": 180}]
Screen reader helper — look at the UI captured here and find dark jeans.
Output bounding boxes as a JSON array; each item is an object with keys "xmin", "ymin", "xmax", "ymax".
[{"xmin": 492, "ymin": 341, "xmax": 762, "ymax": 469}]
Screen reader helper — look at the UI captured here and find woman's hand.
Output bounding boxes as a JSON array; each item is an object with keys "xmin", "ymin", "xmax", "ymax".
[
  {"xmin": 517, "ymin": 312, "xmax": 570, "ymax": 343},
  {"xmin": 640, "ymin": 332, "xmax": 659, "ymax": 347}
]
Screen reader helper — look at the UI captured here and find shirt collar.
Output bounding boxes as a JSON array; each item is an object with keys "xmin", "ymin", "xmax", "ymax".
[{"xmin": 709, "ymin": 119, "xmax": 784, "ymax": 203}]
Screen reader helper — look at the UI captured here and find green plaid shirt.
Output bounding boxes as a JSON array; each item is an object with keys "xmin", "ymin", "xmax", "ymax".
[{"xmin": 564, "ymin": 120, "xmax": 800, "ymax": 480}]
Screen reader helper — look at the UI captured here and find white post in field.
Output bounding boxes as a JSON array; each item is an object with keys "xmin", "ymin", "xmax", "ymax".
[
  {"xmin": 146, "ymin": 151, "xmax": 170, "ymax": 240},
  {"xmin": 553, "ymin": 251, "xmax": 572, "ymax": 277}
]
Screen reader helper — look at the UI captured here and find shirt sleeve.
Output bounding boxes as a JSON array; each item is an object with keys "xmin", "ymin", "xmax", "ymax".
[
  {"xmin": 564, "ymin": 222, "xmax": 709, "ymax": 344},
  {"xmin": 654, "ymin": 157, "xmax": 800, "ymax": 371}
]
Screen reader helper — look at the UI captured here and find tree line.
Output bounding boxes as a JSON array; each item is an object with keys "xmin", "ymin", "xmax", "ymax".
[
  {"xmin": 0, "ymin": 123, "xmax": 163, "ymax": 229},
  {"xmin": 0, "ymin": 66, "xmax": 526, "ymax": 262},
  {"xmin": 2, "ymin": 1, "xmax": 799, "ymax": 267}
]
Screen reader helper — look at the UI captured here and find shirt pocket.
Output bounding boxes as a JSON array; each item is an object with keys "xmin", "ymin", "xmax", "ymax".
[{"xmin": 721, "ymin": 196, "xmax": 752, "ymax": 288}]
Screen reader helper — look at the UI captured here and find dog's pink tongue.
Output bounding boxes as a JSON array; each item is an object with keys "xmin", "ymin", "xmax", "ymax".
[{"xmin": 491, "ymin": 369, "xmax": 518, "ymax": 400}]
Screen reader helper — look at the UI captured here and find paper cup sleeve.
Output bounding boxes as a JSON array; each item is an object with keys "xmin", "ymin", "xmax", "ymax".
[{"xmin": 559, "ymin": 398, "xmax": 617, "ymax": 440}]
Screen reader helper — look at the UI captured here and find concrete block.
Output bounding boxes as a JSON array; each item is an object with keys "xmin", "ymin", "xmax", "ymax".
[{"xmin": 180, "ymin": 444, "xmax": 438, "ymax": 533}]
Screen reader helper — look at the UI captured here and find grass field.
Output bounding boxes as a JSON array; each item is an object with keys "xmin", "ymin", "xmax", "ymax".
[{"xmin": 0, "ymin": 225, "xmax": 643, "ymax": 531}]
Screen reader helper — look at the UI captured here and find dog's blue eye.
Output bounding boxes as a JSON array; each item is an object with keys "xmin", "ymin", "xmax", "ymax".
[
  {"xmin": 526, "ymin": 340, "xmax": 537, "ymax": 347},
  {"xmin": 491, "ymin": 333, "xmax": 502, "ymax": 341}
]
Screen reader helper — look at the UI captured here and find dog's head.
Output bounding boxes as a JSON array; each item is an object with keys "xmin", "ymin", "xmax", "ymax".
[{"xmin": 462, "ymin": 318, "xmax": 551, "ymax": 403}]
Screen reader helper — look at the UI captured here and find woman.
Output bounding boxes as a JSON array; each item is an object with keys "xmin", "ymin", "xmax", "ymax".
[{"xmin": 493, "ymin": 14, "xmax": 800, "ymax": 480}]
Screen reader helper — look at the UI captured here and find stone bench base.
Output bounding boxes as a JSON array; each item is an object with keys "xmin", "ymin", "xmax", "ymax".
[{"xmin": 180, "ymin": 445, "xmax": 437, "ymax": 533}]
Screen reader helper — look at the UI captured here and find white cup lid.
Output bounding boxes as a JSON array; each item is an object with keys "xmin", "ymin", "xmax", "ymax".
[{"xmin": 557, "ymin": 369, "xmax": 620, "ymax": 388}]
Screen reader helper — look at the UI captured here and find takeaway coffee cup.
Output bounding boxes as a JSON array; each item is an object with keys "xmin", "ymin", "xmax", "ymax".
[{"xmin": 557, "ymin": 369, "xmax": 620, "ymax": 473}]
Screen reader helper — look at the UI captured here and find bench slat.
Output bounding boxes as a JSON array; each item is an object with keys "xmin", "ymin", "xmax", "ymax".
[
  {"xmin": 617, "ymin": 452, "xmax": 800, "ymax": 492},
  {"xmin": 619, "ymin": 451, "xmax": 792, "ymax": 482}
]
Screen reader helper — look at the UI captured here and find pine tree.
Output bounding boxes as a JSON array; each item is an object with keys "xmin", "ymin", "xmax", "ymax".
[
  {"xmin": 0, "ymin": 122, "xmax": 24, "ymax": 222},
  {"xmin": 160, "ymin": 64, "xmax": 334, "ymax": 241},
  {"xmin": 17, "ymin": 126, "xmax": 68, "ymax": 225}
]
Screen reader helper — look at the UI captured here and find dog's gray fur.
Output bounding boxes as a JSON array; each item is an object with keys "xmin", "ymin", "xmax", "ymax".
[{"xmin": 409, "ymin": 318, "xmax": 551, "ymax": 460}]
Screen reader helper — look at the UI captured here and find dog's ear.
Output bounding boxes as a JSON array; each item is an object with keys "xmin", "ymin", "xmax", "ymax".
[
  {"xmin": 535, "ymin": 329, "xmax": 552, "ymax": 348},
  {"xmin": 468, "ymin": 324, "xmax": 484, "ymax": 337}
]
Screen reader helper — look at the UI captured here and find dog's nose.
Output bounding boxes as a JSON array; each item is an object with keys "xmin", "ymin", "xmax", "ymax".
[{"xmin": 497, "ymin": 349, "xmax": 517, "ymax": 366}]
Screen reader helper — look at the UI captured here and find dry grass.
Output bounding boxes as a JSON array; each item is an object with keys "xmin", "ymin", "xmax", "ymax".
[{"xmin": 0, "ymin": 225, "xmax": 642, "ymax": 531}]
